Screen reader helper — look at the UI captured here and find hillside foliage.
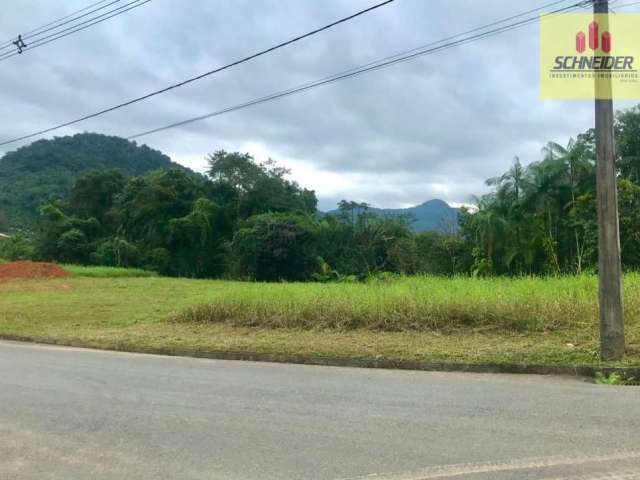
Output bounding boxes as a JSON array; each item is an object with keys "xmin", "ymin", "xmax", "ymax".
[{"xmin": 0, "ymin": 133, "xmax": 189, "ymax": 231}]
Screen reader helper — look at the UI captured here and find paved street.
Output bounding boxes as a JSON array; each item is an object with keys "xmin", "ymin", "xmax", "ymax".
[{"xmin": 1, "ymin": 340, "xmax": 639, "ymax": 479}]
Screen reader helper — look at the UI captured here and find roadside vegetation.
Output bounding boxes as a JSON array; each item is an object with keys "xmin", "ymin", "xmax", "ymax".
[
  {"xmin": 175, "ymin": 274, "xmax": 640, "ymax": 333},
  {"xmin": 0, "ymin": 274, "xmax": 638, "ymax": 367},
  {"xmin": 594, "ymin": 371, "xmax": 639, "ymax": 386},
  {"xmin": 1, "ymin": 108, "xmax": 640, "ymax": 369}
]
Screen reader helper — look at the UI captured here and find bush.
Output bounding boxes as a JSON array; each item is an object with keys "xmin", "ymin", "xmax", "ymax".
[{"xmin": 0, "ymin": 234, "xmax": 35, "ymax": 261}]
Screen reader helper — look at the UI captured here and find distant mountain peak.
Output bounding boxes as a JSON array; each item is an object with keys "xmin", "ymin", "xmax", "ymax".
[
  {"xmin": 326, "ymin": 198, "xmax": 458, "ymax": 233},
  {"xmin": 416, "ymin": 199, "xmax": 450, "ymax": 207}
]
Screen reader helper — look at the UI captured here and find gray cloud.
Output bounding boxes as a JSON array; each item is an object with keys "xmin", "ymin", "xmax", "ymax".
[{"xmin": 1, "ymin": 0, "xmax": 638, "ymax": 212}]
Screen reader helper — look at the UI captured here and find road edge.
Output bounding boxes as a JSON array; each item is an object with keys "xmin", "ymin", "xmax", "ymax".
[{"xmin": 2, "ymin": 333, "xmax": 639, "ymax": 379}]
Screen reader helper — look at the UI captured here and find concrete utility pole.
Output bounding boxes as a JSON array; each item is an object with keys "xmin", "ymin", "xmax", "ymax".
[{"xmin": 594, "ymin": 0, "xmax": 625, "ymax": 360}]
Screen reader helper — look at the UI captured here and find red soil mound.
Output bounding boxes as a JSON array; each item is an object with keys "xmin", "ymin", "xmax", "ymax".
[{"xmin": 0, "ymin": 261, "xmax": 68, "ymax": 280}]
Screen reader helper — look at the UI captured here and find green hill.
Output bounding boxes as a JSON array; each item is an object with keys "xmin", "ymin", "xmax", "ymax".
[{"xmin": 0, "ymin": 133, "xmax": 190, "ymax": 232}]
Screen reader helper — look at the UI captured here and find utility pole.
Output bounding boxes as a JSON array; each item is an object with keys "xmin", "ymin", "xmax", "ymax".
[{"xmin": 594, "ymin": 0, "xmax": 625, "ymax": 360}]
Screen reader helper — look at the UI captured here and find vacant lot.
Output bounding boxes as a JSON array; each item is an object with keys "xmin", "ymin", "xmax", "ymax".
[{"xmin": 0, "ymin": 270, "xmax": 639, "ymax": 367}]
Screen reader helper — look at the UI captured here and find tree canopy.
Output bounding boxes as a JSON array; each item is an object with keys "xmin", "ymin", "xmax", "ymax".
[
  {"xmin": 460, "ymin": 106, "xmax": 640, "ymax": 275},
  {"xmin": 5, "ymin": 104, "xmax": 640, "ymax": 281}
]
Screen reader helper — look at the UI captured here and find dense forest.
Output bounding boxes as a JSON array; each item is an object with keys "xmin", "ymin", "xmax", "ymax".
[
  {"xmin": 463, "ymin": 104, "xmax": 640, "ymax": 276},
  {"xmin": 1, "ymin": 150, "xmax": 449, "ymax": 280},
  {"xmin": 1, "ymin": 105, "xmax": 640, "ymax": 280}
]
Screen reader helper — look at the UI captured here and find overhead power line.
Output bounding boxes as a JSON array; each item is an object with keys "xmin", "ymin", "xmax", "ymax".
[
  {"xmin": 0, "ymin": 0, "xmax": 150, "ymax": 62},
  {"xmin": 0, "ymin": 0, "xmax": 396, "ymax": 146},
  {"xmin": 0, "ymin": 0, "xmax": 122, "ymax": 52},
  {"xmin": 611, "ymin": 0, "xmax": 640, "ymax": 9},
  {"xmin": 125, "ymin": 0, "xmax": 589, "ymax": 140}
]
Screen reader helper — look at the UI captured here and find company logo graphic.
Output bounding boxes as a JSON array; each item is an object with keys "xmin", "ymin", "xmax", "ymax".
[
  {"xmin": 575, "ymin": 22, "xmax": 610, "ymax": 53},
  {"xmin": 554, "ymin": 19, "xmax": 630, "ymax": 73},
  {"xmin": 540, "ymin": 13, "xmax": 640, "ymax": 99}
]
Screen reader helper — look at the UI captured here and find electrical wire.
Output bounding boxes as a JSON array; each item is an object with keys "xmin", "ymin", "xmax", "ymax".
[
  {"xmin": 0, "ymin": 0, "xmax": 396, "ymax": 146},
  {"xmin": 126, "ymin": 0, "xmax": 590, "ymax": 140},
  {"xmin": 0, "ymin": 0, "xmax": 118, "ymax": 50},
  {"xmin": 0, "ymin": 0, "xmax": 149, "ymax": 62},
  {"xmin": 611, "ymin": 0, "xmax": 640, "ymax": 9}
]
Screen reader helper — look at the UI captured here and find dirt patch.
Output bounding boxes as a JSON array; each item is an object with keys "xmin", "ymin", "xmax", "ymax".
[{"xmin": 0, "ymin": 261, "xmax": 68, "ymax": 280}]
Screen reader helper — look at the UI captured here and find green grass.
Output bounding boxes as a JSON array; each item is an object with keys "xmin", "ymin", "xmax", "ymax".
[
  {"xmin": 175, "ymin": 274, "xmax": 640, "ymax": 333},
  {"xmin": 594, "ymin": 371, "xmax": 639, "ymax": 385},
  {"xmin": 63, "ymin": 264, "xmax": 157, "ymax": 278},
  {"xmin": 0, "ymin": 274, "xmax": 638, "ymax": 368}
]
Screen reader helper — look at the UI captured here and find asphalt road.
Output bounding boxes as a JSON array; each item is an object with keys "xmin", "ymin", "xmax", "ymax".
[{"xmin": 1, "ymin": 341, "xmax": 640, "ymax": 480}]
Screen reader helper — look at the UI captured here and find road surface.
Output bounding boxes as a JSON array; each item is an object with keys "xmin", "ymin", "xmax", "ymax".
[{"xmin": 1, "ymin": 340, "xmax": 639, "ymax": 480}]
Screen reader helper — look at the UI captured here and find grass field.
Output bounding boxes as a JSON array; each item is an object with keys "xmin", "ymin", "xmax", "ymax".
[
  {"xmin": 0, "ymin": 272, "xmax": 639, "ymax": 368},
  {"xmin": 176, "ymin": 274, "xmax": 640, "ymax": 332},
  {"xmin": 63, "ymin": 264, "xmax": 158, "ymax": 278}
]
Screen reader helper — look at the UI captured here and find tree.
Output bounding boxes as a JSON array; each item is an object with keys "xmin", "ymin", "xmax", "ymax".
[
  {"xmin": 56, "ymin": 228, "xmax": 90, "ymax": 264},
  {"xmin": 337, "ymin": 200, "xmax": 371, "ymax": 224},
  {"xmin": 616, "ymin": 105, "xmax": 640, "ymax": 182},
  {"xmin": 486, "ymin": 156, "xmax": 528, "ymax": 202},
  {"xmin": 168, "ymin": 198, "xmax": 226, "ymax": 277},
  {"xmin": 0, "ymin": 234, "xmax": 34, "ymax": 261},
  {"xmin": 613, "ymin": 179, "xmax": 640, "ymax": 269},
  {"xmin": 231, "ymin": 213, "xmax": 320, "ymax": 281},
  {"xmin": 114, "ymin": 169, "xmax": 203, "ymax": 249},
  {"xmin": 412, "ymin": 231, "xmax": 471, "ymax": 275},
  {"xmin": 69, "ymin": 170, "xmax": 125, "ymax": 227},
  {"xmin": 36, "ymin": 204, "xmax": 72, "ymax": 261},
  {"xmin": 91, "ymin": 237, "xmax": 140, "ymax": 268},
  {"xmin": 207, "ymin": 150, "xmax": 317, "ymax": 219},
  {"xmin": 386, "ymin": 237, "xmax": 420, "ymax": 274},
  {"xmin": 0, "ymin": 210, "xmax": 8, "ymax": 233},
  {"xmin": 35, "ymin": 203, "xmax": 102, "ymax": 263},
  {"xmin": 319, "ymin": 207, "xmax": 413, "ymax": 277},
  {"xmin": 541, "ymin": 138, "xmax": 595, "ymax": 273},
  {"xmin": 461, "ymin": 107, "xmax": 640, "ymax": 276},
  {"xmin": 207, "ymin": 151, "xmax": 265, "ymax": 192}
]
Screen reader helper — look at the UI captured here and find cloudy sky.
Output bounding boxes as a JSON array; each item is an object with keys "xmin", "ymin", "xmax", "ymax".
[{"xmin": 1, "ymin": 0, "xmax": 639, "ymax": 210}]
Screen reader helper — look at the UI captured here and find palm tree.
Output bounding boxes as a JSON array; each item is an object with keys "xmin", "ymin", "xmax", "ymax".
[
  {"xmin": 541, "ymin": 140, "xmax": 594, "ymax": 272},
  {"xmin": 485, "ymin": 157, "xmax": 531, "ymax": 273},
  {"xmin": 525, "ymin": 157, "xmax": 569, "ymax": 273},
  {"xmin": 471, "ymin": 194, "xmax": 507, "ymax": 274},
  {"xmin": 486, "ymin": 156, "xmax": 528, "ymax": 202}
]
